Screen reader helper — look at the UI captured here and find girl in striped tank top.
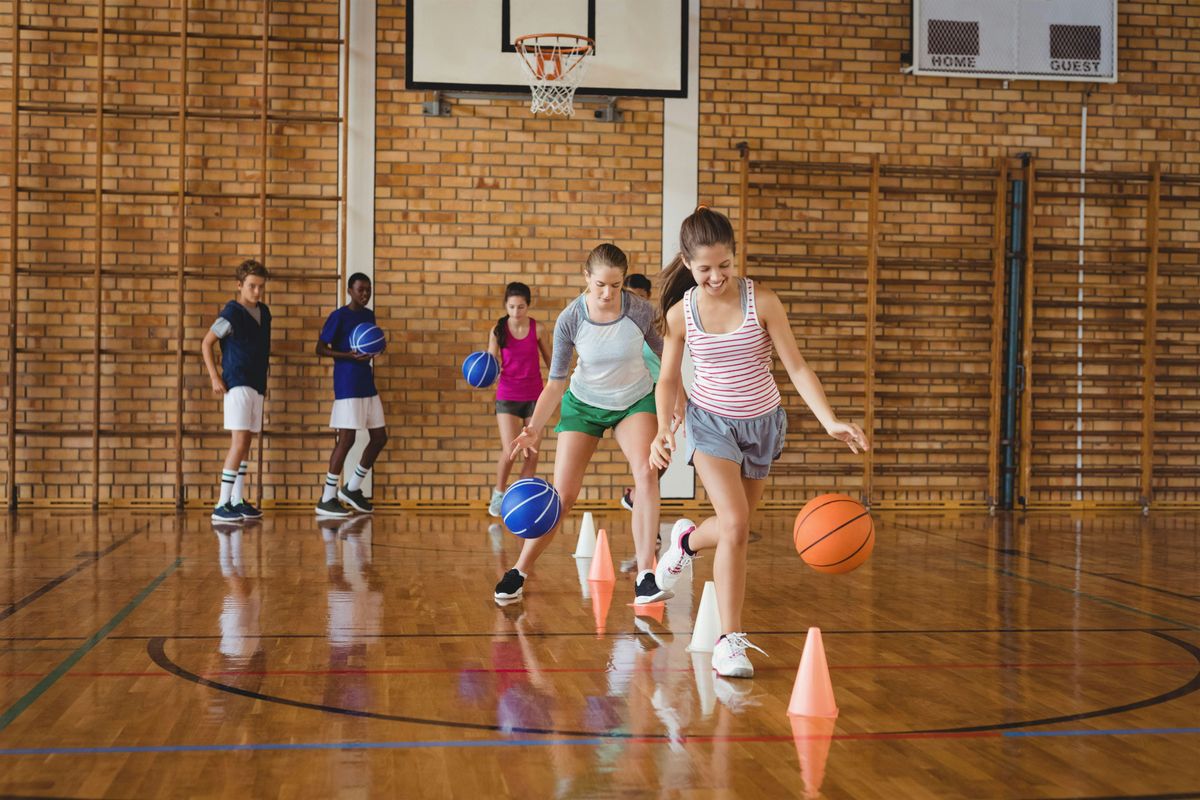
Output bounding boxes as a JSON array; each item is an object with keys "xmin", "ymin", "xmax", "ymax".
[{"xmin": 650, "ymin": 207, "xmax": 869, "ymax": 680}]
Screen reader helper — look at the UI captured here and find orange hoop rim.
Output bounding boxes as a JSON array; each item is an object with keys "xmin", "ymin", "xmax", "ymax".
[{"xmin": 513, "ymin": 33, "xmax": 595, "ymax": 57}]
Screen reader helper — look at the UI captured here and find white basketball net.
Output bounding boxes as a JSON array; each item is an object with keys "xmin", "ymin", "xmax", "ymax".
[{"xmin": 515, "ymin": 34, "xmax": 594, "ymax": 117}]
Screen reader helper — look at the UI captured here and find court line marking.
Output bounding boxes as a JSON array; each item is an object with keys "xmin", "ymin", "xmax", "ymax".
[
  {"xmin": 1, "ymin": 659, "xmax": 1194, "ymax": 680},
  {"xmin": 0, "ymin": 559, "xmax": 181, "ymax": 734},
  {"xmin": 149, "ymin": 630, "xmax": 1200, "ymax": 741},
  {"xmin": 892, "ymin": 521, "xmax": 1199, "ymax": 605},
  {"xmin": 0, "ymin": 523, "xmax": 152, "ymax": 625},
  {"xmin": 2, "ymin": 726, "xmax": 1200, "ymax": 757}
]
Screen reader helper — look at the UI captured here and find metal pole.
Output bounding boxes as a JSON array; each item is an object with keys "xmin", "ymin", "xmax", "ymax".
[
  {"xmin": 256, "ymin": 0, "xmax": 269, "ymax": 505},
  {"xmin": 986, "ymin": 156, "xmax": 1008, "ymax": 509}
]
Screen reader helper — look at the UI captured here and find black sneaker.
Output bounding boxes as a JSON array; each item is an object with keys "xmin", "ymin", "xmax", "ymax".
[
  {"xmin": 634, "ymin": 572, "xmax": 671, "ymax": 604},
  {"xmin": 315, "ymin": 498, "xmax": 352, "ymax": 518},
  {"xmin": 338, "ymin": 487, "xmax": 373, "ymax": 513},
  {"xmin": 620, "ymin": 487, "xmax": 634, "ymax": 511},
  {"xmin": 494, "ymin": 568, "xmax": 525, "ymax": 601},
  {"xmin": 231, "ymin": 501, "xmax": 263, "ymax": 520}
]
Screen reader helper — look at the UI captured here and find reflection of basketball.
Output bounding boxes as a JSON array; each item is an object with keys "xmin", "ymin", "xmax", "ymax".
[{"xmin": 793, "ymin": 494, "xmax": 874, "ymax": 574}]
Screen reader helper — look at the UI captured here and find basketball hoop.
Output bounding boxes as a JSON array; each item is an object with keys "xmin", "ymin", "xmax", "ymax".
[{"xmin": 514, "ymin": 33, "xmax": 595, "ymax": 117}]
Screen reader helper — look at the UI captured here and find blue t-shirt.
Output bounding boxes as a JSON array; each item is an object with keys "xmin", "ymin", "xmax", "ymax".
[{"xmin": 319, "ymin": 306, "xmax": 379, "ymax": 400}]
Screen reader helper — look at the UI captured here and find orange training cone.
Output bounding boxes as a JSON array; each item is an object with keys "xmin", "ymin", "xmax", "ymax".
[
  {"xmin": 790, "ymin": 714, "xmax": 836, "ymax": 799},
  {"xmin": 590, "ymin": 579, "xmax": 614, "ymax": 635},
  {"xmin": 787, "ymin": 627, "xmax": 838, "ymax": 718},
  {"xmin": 588, "ymin": 528, "xmax": 615, "ymax": 583}
]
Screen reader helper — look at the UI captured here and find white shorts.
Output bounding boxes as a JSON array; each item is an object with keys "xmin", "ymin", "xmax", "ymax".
[
  {"xmin": 224, "ymin": 386, "xmax": 264, "ymax": 432},
  {"xmin": 330, "ymin": 395, "xmax": 386, "ymax": 430}
]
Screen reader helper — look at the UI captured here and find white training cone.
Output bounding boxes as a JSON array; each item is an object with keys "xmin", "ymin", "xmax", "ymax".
[
  {"xmin": 573, "ymin": 511, "xmax": 597, "ymax": 558},
  {"xmin": 686, "ymin": 580, "xmax": 722, "ymax": 653}
]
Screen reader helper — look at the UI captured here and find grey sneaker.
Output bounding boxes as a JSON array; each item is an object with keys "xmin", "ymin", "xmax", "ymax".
[
  {"xmin": 315, "ymin": 498, "xmax": 352, "ymax": 518},
  {"xmin": 488, "ymin": 489, "xmax": 504, "ymax": 517},
  {"xmin": 338, "ymin": 487, "xmax": 373, "ymax": 513}
]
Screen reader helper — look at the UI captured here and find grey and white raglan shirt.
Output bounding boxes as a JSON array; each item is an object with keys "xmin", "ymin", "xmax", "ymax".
[{"xmin": 549, "ymin": 291, "xmax": 664, "ymax": 411}]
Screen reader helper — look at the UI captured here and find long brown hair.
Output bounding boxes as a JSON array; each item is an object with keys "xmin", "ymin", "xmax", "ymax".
[{"xmin": 657, "ymin": 207, "xmax": 736, "ymax": 333}]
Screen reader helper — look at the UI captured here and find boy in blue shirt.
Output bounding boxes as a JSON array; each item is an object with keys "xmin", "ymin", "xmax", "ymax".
[
  {"xmin": 201, "ymin": 259, "xmax": 271, "ymax": 522},
  {"xmin": 314, "ymin": 272, "xmax": 389, "ymax": 516}
]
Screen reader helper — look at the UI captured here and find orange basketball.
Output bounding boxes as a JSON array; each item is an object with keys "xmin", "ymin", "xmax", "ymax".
[{"xmin": 793, "ymin": 493, "xmax": 874, "ymax": 574}]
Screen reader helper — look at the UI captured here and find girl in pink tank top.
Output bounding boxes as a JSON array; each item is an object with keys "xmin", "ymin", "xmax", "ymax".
[
  {"xmin": 485, "ymin": 282, "xmax": 551, "ymax": 516},
  {"xmin": 649, "ymin": 207, "xmax": 870, "ymax": 680}
]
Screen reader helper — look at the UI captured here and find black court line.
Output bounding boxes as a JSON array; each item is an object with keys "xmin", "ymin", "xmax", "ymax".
[
  {"xmin": 150, "ymin": 630, "xmax": 1200, "ymax": 741},
  {"xmin": 893, "ymin": 521, "xmax": 1200, "ymax": 604},
  {"xmin": 100, "ymin": 626, "xmax": 1191, "ymax": 642},
  {"xmin": 0, "ymin": 523, "xmax": 152, "ymax": 625},
  {"xmin": 147, "ymin": 637, "xmax": 667, "ymax": 741},
  {"xmin": 899, "ymin": 631, "xmax": 1200, "ymax": 735}
]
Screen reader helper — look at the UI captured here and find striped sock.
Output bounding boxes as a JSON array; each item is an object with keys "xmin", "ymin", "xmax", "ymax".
[
  {"xmin": 218, "ymin": 469, "xmax": 237, "ymax": 507},
  {"xmin": 232, "ymin": 461, "xmax": 248, "ymax": 506},
  {"xmin": 346, "ymin": 463, "xmax": 369, "ymax": 492},
  {"xmin": 321, "ymin": 472, "xmax": 339, "ymax": 503}
]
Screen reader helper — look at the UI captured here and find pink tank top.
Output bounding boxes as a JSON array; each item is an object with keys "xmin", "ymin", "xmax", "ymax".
[
  {"xmin": 683, "ymin": 278, "xmax": 781, "ymax": 419},
  {"xmin": 496, "ymin": 318, "xmax": 543, "ymax": 402}
]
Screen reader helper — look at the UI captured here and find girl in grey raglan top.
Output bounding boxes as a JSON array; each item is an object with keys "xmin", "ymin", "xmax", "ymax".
[{"xmin": 494, "ymin": 243, "xmax": 682, "ymax": 607}]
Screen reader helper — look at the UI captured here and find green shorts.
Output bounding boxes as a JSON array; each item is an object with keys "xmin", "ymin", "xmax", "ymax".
[{"xmin": 555, "ymin": 389, "xmax": 657, "ymax": 437}]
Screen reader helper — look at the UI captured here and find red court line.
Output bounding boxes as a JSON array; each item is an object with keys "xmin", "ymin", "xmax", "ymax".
[{"xmin": 0, "ymin": 660, "xmax": 1191, "ymax": 680}]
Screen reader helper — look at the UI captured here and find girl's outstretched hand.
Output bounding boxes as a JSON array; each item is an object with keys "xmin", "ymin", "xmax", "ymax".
[
  {"xmin": 510, "ymin": 426, "xmax": 540, "ymax": 460},
  {"xmin": 827, "ymin": 420, "xmax": 869, "ymax": 454},
  {"xmin": 650, "ymin": 427, "xmax": 675, "ymax": 471}
]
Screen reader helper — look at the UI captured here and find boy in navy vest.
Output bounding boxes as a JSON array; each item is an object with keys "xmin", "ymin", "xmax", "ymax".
[
  {"xmin": 202, "ymin": 259, "xmax": 272, "ymax": 521},
  {"xmin": 314, "ymin": 272, "xmax": 388, "ymax": 517}
]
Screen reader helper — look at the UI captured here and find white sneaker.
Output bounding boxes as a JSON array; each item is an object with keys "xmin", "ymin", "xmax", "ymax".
[
  {"xmin": 655, "ymin": 518, "xmax": 697, "ymax": 593},
  {"xmin": 711, "ymin": 632, "xmax": 767, "ymax": 679},
  {"xmin": 488, "ymin": 489, "xmax": 504, "ymax": 517}
]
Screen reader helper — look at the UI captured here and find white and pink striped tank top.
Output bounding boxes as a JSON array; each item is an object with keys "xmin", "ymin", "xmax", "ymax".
[{"xmin": 683, "ymin": 278, "xmax": 781, "ymax": 419}]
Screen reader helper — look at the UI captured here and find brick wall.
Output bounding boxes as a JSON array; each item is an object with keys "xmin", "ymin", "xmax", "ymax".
[
  {"xmin": 2, "ymin": 0, "xmax": 1197, "ymax": 507},
  {"xmin": 371, "ymin": 3, "xmax": 664, "ymax": 506},
  {"xmin": 2, "ymin": 0, "xmax": 343, "ymax": 506}
]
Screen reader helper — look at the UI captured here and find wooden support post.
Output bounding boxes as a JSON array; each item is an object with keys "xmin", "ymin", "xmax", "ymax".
[
  {"xmin": 987, "ymin": 157, "xmax": 1009, "ymax": 509},
  {"xmin": 92, "ymin": 0, "xmax": 106, "ymax": 508},
  {"xmin": 1019, "ymin": 158, "xmax": 1036, "ymax": 508},
  {"xmin": 174, "ymin": 0, "xmax": 189, "ymax": 509},
  {"xmin": 1140, "ymin": 163, "xmax": 1161, "ymax": 509},
  {"xmin": 7, "ymin": 0, "xmax": 20, "ymax": 509},
  {"xmin": 339, "ymin": 0, "xmax": 350, "ymax": 292},
  {"xmin": 862, "ymin": 155, "xmax": 880, "ymax": 507},
  {"xmin": 736, "ymin": 142, "xmax": 749, "ymax": 277},
  {"xmin": 256, "ymin": 0, "xmax": 270, "ymax": 505}
]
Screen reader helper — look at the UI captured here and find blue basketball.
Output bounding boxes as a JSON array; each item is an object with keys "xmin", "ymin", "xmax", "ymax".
[
  {"xmin": 501, "ymin": 478, "xmax": 561, "ymax": 539},
  {"xmin": 462, "ymin": 351, "xmax": 500, "ymax": 389},
  {"xmin": 350, "ymin": 323, "xmax": 386, "ymax": 355}
]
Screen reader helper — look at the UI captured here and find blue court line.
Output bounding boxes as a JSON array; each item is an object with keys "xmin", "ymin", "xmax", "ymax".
[
  {"xmin": 1003, "ymin": 728, "xmax": 1200, "ymax": 739},
  {"xmin": 0, "ymin": 558, "xmax": 182, "ymax": 733},
  {"xmin": 1, "ymin": 728, "xmax": 1198, "ymax": 756}
]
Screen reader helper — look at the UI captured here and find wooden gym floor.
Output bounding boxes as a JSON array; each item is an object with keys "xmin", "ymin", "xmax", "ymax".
[{"xmin": 1, "ymin": 509, "xmax": 1198, "ymax": 799}]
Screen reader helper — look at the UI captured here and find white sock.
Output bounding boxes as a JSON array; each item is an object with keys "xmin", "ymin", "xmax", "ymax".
[
  {"xmin": 637, "ymin": 569, "xmax": 652, "ymax": 584},
  {"xmin": 321, "ymin": 472, "xmax": 339, "ymax": 503},
  {"xmin": 232, "ymin": 461, "xmax": 248, "ymax": 506},
  {"xmin": 218, "ymin": 469, "xmax": 236, "ymax": 507},
  {"xmin": 346, "ymin": 463, "xmax": 369, "ymax": 492}
]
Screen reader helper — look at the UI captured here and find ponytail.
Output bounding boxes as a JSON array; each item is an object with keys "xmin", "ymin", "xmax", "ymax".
[
  {"xmin": 656, "ymin": 206, "xmax": 736, "ymax": 334},
  {"xmin": 656, "ymin": 253, "xmax": 696, "ymax": 335}
]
